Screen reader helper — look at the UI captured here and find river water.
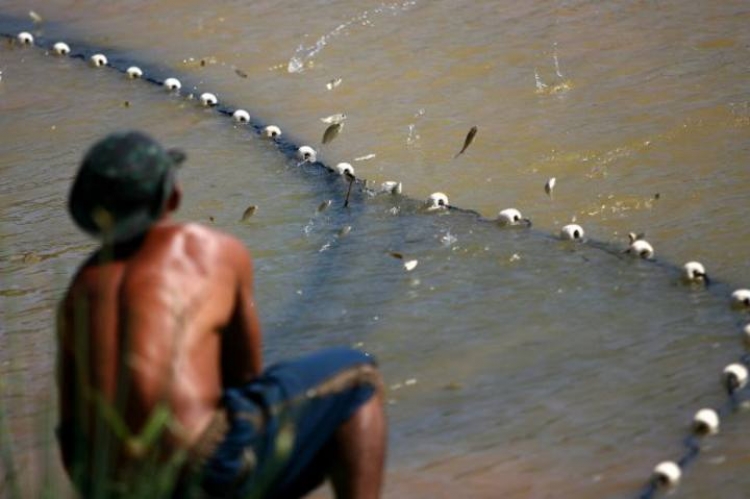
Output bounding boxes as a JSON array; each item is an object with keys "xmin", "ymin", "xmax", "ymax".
[{"xmin": 1, "ymin": 1, "xmax": 749, "ymax": 498}]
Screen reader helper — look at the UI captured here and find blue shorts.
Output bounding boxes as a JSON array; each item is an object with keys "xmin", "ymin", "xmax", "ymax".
[{"xmin": 188, "ymin": 347, "xmax": 379, "ymax": 498}]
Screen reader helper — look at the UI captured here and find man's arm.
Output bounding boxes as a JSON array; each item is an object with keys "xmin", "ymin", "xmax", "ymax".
[
  {"xmin": 56, "ymin": 297, "xmax": 79, "ymax": 473},
  {"xmin": 221, "ymin": 237, "xmax": 263, "ymax": 387}
]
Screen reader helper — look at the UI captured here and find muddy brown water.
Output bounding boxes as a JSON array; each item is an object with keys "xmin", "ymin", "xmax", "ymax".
[{"xmin": 1, "ymin": 2, "xmax": 750, "ymax": 498}]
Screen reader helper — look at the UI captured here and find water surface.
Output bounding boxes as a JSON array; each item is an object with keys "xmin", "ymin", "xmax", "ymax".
[{"xmin": 1, "ymin": 2, "xmax": 750, "ymax": 498}]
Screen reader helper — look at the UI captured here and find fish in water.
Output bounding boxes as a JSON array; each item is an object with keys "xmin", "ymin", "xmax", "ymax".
[
  {"xmin": 29, "ymin": 10, "xmax": 43, "ymax": 24},
  {"xmin": 387, "ymin": 251, "xmax": 417, "ymax": 271},
  {"xmin": 454, "ymin": 126, "xmax": 478, "ymax": 158},
  {"xmin": 317, "ymin": 200, "xmax": 332, "ymax": 212},
  {"xmin": 321, "ymin": 113, "xmax": 346, "ymax": 124},
  {"xmin": 322, "ymin": 122, "xmax": 344, "ymax": 144},
  {"xmin": 240, "ymin": 205, "xmax": 258, "ymax": 221},
  {"xmin": 545, "ymin": 177, "xmax": 556, "ymax": 199},
  {"xmin": 403, "ymin": 259, "xmax": 418, "ymax": 271},
  {"xmin": 326, "ymin": 78, "xmax": 342, "ymax": 90},
  {"xmin": 379, "ymin": 181, "xmax": 402, "ymax": 195}
]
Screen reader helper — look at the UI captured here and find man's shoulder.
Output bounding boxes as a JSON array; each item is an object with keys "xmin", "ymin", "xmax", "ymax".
[
  {"xmin": 157, "ymin": 222, "xmax": 251, "ymax": 262},
  {"xmin": 150, "ymin": 221, "xmax": 233, "ymax": 243}
]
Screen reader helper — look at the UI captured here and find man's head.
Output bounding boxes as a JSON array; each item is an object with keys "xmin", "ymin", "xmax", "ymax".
[{"xmin": 69, "ymin": 131, "xmax": 185, "ymax": 243}]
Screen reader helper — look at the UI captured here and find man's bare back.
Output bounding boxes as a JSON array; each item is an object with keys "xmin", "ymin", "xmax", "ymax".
[
  {"xmin": 57, "ymin": 221, "xmax": 261, "ymax": 469},
  {"xmin": 57, "ymin": 131, "xmax": 385, "ymax": 498}
]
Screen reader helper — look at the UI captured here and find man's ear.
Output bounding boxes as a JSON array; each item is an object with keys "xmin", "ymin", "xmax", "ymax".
[{"xmin": 166, "ymin": 183, "xmax": 182, "ymax": 212}]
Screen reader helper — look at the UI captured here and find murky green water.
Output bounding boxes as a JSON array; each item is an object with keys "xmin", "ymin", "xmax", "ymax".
[{"xmin": 1, "ymin": 2, "xmax": 749, "ymax": 497}]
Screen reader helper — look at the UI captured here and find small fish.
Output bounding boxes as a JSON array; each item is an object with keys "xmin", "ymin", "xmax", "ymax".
[
  {"xmin": 388, "ymin": 251, "xmax": 404, "ymax": 260},
  {"xmin": 545, "ymin": 177, "xmax": 556, "ymax": 199},
  {"xmin": 317, "ymin": 200, "xmax": 332, "ymax": 212},
  {"xmin": 454, "ymin": 126, "xmax": 478, "ymax": 158},
  {"xmin": 29, "ymin": 10, "xmax": 43, "ymax": 23},
  {"xmin": 234, "ymin": 68, "xmax": 248, "ymax": 78},
  {"xmin": 443, "ymin": 381, "xmax": 463, "ymax": 391},
  {"xmin": 326, "ymin": 78, "xmax": 342, "ymax": 90},
  {"xmin": 337, "ymin": 225, "xmax": 352, "ymax": 237},
  {"xmin": 403, "ymin": 260, "xmax": 418, "ymax": 271},
  {"xmin": 208, "ymin": 216, "xmax": 215, "ymax": 223},
  {"xmin": 240, "ymin": 205, "xmax": 258, "ymax": 221},
  {"xmin": 320, "ymin": 113, "xmax": 346, "ymax": 124},
  {"xmin": 322, "ymin": 122, "xmax": 343, "ymax": 145},
  {"xmin": 123, "ymin": 101, "xmax": 131, "ymax": 108},
  {"xmin": 354, "ymin": 153, "xmax": 376, "ymax": 162},
  {"xmin": 380, "ymin": 181, "xmax": 402, "ymax": 195}
]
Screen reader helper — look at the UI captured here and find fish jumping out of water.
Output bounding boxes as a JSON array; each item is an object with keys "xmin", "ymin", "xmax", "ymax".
[
  {"xmin": 317, "ymin": 200, "xmax": 332, "ymax": 213},
  {"xmin": 545, "ymin": 177, "xmax": 556, "ymax": 199},
  {"xmin": 387, "ymin": 251, "xmax": 418, "ymax": 272},
  {"xmin": 322, "ymin": 122, "xmax": 343, "ymax": 144},
  {"xmin": 379, "ymin": 181, "xmax": 402, "ymax": 195},
  {"xmin": 454, "ymin": 126, "xmax": 478, "ymax": 159},
  {"xmin": 240, "ymin": 205, "xmax": 258, "ymax": 221}
]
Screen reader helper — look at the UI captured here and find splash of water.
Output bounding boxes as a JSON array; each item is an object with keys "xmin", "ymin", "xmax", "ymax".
[
  {"xmin": 534, "ymin": 68, "xmax": 548, "ymax": 92},
  {"xmin": 406, "ymin": 123, "xmax": 420, "ymax": 145},
  {"xmin": 440, "ymin": 231, "xmax": 458, "ymax": 246},
  {"xmin": 553, "ymin": 41, "xmax": 564, "ymax": 79},
  {"xmin": 287, "ymin": 1, "xmax": 418, "ymax": 73}
]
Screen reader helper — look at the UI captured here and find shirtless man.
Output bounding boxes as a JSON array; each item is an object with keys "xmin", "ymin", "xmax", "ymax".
[{"xmin": 56, "ymin": 131, "xmax": 386, "ymax": 498}]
